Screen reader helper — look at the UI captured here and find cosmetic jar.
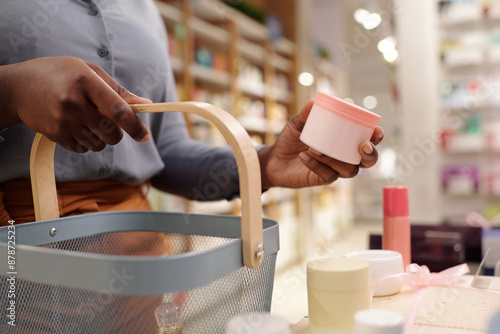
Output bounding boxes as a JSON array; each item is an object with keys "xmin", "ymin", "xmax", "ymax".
[
  {"xmin": 307, "ymin": 257, "xmax": 371, "ymax": 333},
  {"xmin": 354, "ymin": 309, "xmax": 405, "ymax": 334},
  {"xmin": 344, "ymin": 250, "xmax": 404, "ymax": 297},
  {"xmin": 226, "ymin": 313, "xmax": 290, "ymax": 334},
  {"xmin": 300, "ymin": 92, "xmax": 381, "ymax": 164}
]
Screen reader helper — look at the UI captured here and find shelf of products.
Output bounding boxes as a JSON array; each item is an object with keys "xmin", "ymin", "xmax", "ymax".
[
  {"xmin": 151, "ymin": 0, "xmax": 352, "ymax": 271},
  {"xmin": 153, "ymin": 0, "xmax": 306, "ymax": 270},
  {"xmin": 159, "ymin": 0, "xmax": 296, "ymax": 144},
  {"xmin": 437, "ymin": 0, "xmax": 500, "ymax": 223}
]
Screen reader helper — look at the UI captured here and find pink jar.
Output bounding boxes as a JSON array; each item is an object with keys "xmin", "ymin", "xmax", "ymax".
[{"xmin": 300, "ymin": 92, "xmax": 381, "ymax": 164}]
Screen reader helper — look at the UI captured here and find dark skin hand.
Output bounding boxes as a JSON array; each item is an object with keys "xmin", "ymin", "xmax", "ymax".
[
  {"xmin": 258, "ymin": 99, "xmax": 384, "ymax": 189},
  {"xmin": 0, "ymin": 56, "xmax": 152, "ymax": 152},
  {"xmin": 0, "ymin": 57, "xmax": 383, "ymax": 190}
]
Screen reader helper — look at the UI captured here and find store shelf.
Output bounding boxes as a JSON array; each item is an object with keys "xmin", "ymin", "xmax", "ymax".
[
  {"xmin": 156, "ymin": 1, "xmax": 182, "ymax": 23},
  {"xmin": 442, "ymin": 149, "xmax": 500, "ymax": 156},
  {"xmin": 440, "ymin": 104, "xmax": 493, "ymax": 113},
  {"xmin": 437, "ymin": 1, "xmax": 500, "ymax": 223},
  {"xmin": 272, "ymin": 89, "xmax": 292, "ymax": 104},
  {"xmin": 273, "ymin": 37, "xmax": 295, "ymax": 56},
  {"xmin": 440, "ymin": 15, "xmax": 500, "ymax": 29},
  {"xmin": 191, "ymin": 0, "xmax": 268, "ymax": 41},
  {"xmin": 170, "ymin": 56, "xmax": 183, "ymax": 73},
  {"xmin": 237, "ymin": 39, "xmax": 266, "ymax": 65},
  {"xmin": 190, "ymin": 64, "xmax": 230, "ymax": 87},
  {"xmin": 238, "ymin": 80, "xmax": 266, "ymax": 98},
  {"xmin": 270, "ymin": 54, "xmax": 293, "ymax": 73},
  {"xmin": 238, "ymin": 116, "xmax": 284, "ymax": 135},
  {"xmin": 191, "ymin": 17, "xmax": 229, "ymax": 45}
]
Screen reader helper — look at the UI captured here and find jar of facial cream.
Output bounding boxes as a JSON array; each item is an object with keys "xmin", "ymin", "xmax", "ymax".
[
  {"xmin": 300, "ymin": 92, "xmax": 381, "ymax": 164},
  {"xmin": 307, "ymin": 257, "xmax": 371, "ymax": 333},
  {"xmin": 344, "ymin": 250, "xmax": 404, "ymax": 297}
]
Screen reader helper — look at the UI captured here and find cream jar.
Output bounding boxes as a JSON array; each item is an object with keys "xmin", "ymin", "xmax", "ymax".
[
  {"xmin": 300, "ymin": 92, "xmax": 381, "ymax": 164},
  {"xmin": 344, "ymin": 250, "xmax": 404, "ymax": 297},
  {"xmin": 307, "ymin": 257, "xmax": 371, "ymax": 333}
]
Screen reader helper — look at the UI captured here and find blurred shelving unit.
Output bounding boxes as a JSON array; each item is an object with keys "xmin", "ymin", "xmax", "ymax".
[
  {"xmin": 150, "ymin": 0, "xmax": 352, "ymax": 271},
  {"xmin": 153, "ymin": 0, "xmax": 303, "ymax": 270},
  {"xmin": 437, "ymin": 0, "xmax": 500, "ymax": 224}
]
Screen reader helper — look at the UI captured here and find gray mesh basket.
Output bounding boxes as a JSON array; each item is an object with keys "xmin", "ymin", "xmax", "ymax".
[
  {"xmin": 0, "ymin": 212, "xmax": 279, "ymax": 333},
  {"xmin": 0, "ymin": 102, "xmax": 280, "ymax": 334}
]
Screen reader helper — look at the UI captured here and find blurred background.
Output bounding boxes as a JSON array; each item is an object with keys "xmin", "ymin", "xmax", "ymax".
[{"xmin": 151, "ymin": 0, "xmax": 500, "ymax": 322}]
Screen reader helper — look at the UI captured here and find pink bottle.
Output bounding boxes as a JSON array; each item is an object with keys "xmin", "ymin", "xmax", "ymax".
[{"xmin": 383, "ymin": 186, "xmax": 411, "ymax": 268}]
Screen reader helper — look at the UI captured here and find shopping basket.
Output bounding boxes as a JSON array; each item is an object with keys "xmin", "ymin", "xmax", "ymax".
[{"xmin": 0, "ymin": 102, "xmax": 280, "ymax": 334}]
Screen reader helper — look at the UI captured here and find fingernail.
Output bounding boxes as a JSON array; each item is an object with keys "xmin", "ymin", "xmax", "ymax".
[
  {"xmin": 363, "ymin": 142, "xmax": 373, "ymax": 155},
  {"xmin": 139, "ymin": 133, "xmax": 150, "ymax": 143},
  {"xmin": 299, "ymin": 152, "xmax": 311, "ymax": 162},
  {"xmin": 378, "ymin": 130, "xmax": 384, "ymax": 139},
  {"xmin": 130, "ymin": 91, "xmax": 153, "ymax": 103},
  {"xmin": 310, "ymin": 148, "xmax": 323, "ymax": 156},
  {"xmin": 138, "ymin": 97, "xmax": 153, "ymax": 104}
]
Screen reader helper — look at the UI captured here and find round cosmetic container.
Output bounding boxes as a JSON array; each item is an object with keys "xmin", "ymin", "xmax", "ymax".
[
  {"xmin": 344, "ymin": 250, "xmax": 404, "ymax": 297},
  {"xmin": 300, "ymin": 92, "xmax": 381, "ymax": 164},
  {"xmin": 354, "ymin": 309, "xmax": 405, "ymax": 334},
  {"xmin": 307, "ymin": 257, "xmax": 371, "ymax": 333},
  {"xmin": 226, "ymin": 313, "xmax": 290, "ymax": 334}
]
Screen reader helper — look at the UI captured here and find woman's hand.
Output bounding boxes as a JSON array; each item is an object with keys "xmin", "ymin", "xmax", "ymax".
[
  {"xmin": 259, "ymin": 99, "xmax": 384, "ymax": 189},
  {"xmin": 0, "ymin": 56, "xmax": 151, "ymax": 152}
]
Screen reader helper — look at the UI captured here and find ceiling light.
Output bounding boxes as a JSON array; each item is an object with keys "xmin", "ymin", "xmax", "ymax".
[
  {"xmin": 362, "ymin": 13, "xmax": 381, "ymax": 30},
  {"xmin": 298, "ymin": 72, "xmax": 314, "ymax": 87},
  {"xmin": 354, "ymin": 8, "xmax": 370, "ymax": 24},
  {"xmin": 383, "ymin": 49, "xmax": 399, "ymax": 63},
  {"xmin": 362, "ymin": 95, "xmax": 378, "ymax": 109},
  {"xmin": 377, "ymin": 36, "xmax": 396, "ymax": 54}
]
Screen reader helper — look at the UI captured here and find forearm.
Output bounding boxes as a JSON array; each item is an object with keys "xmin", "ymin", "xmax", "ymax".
[
  {"xmin": 0, "ymin": 64, "xmax": 21, "ymax": 129},
  {"xmin": 151, "ymin": 140, "xmax": 241, "ymax": 201}
]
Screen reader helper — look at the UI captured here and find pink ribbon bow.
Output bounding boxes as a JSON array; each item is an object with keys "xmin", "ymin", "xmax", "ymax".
[{"xmin": 372, "ymin": 263, "xmax": 470, "ymax": 333}]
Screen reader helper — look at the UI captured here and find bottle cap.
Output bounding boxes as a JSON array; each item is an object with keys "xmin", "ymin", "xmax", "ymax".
[
  {"xmin": 383, "ymin": 186, "xmax": 409, "ymax": 217},
  {"xmin": 155, "ymin": 303, "xmax": 181, "ymax": 329}
]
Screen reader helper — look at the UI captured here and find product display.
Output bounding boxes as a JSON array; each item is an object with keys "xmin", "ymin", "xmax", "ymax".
[{"xmin": 442, "ymin": 165, "xmax": 479, "ymax": 195}]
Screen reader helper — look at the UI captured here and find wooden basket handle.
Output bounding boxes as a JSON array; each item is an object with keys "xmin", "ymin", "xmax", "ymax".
[{"xmin": 30, "ymin": 102, "xmax": 264, "ymax": 269}]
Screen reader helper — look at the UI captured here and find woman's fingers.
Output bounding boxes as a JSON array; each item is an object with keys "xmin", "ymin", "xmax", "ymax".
[
  {"xmin": 359, "ymin": 141, "xmax": 378, "ymax": 168},
  {"xmin": 371, "ymin": 126, "xmax": 384, "ymax": 145},
  {"xmin": 299, "ymin": 152, "xmax": 340, "ymax": 184}
]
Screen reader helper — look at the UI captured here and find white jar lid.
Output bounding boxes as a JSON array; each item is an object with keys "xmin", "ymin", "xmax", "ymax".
[
  {"xmin": 226, "ymin": 313, "xmax": 290, "ymax": 334},
  {"xmin": 344, "ymin": 250, "xmax": 403, "ymax": 275},
  {"xmin": 354, "ymin": 309, "xmax": 405, "ymax": 334}
]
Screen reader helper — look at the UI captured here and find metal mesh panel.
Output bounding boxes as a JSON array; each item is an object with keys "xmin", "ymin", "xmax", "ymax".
[{"xmin": 0, "ymin": 231, "xmax": 276, "ymax": 334}]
